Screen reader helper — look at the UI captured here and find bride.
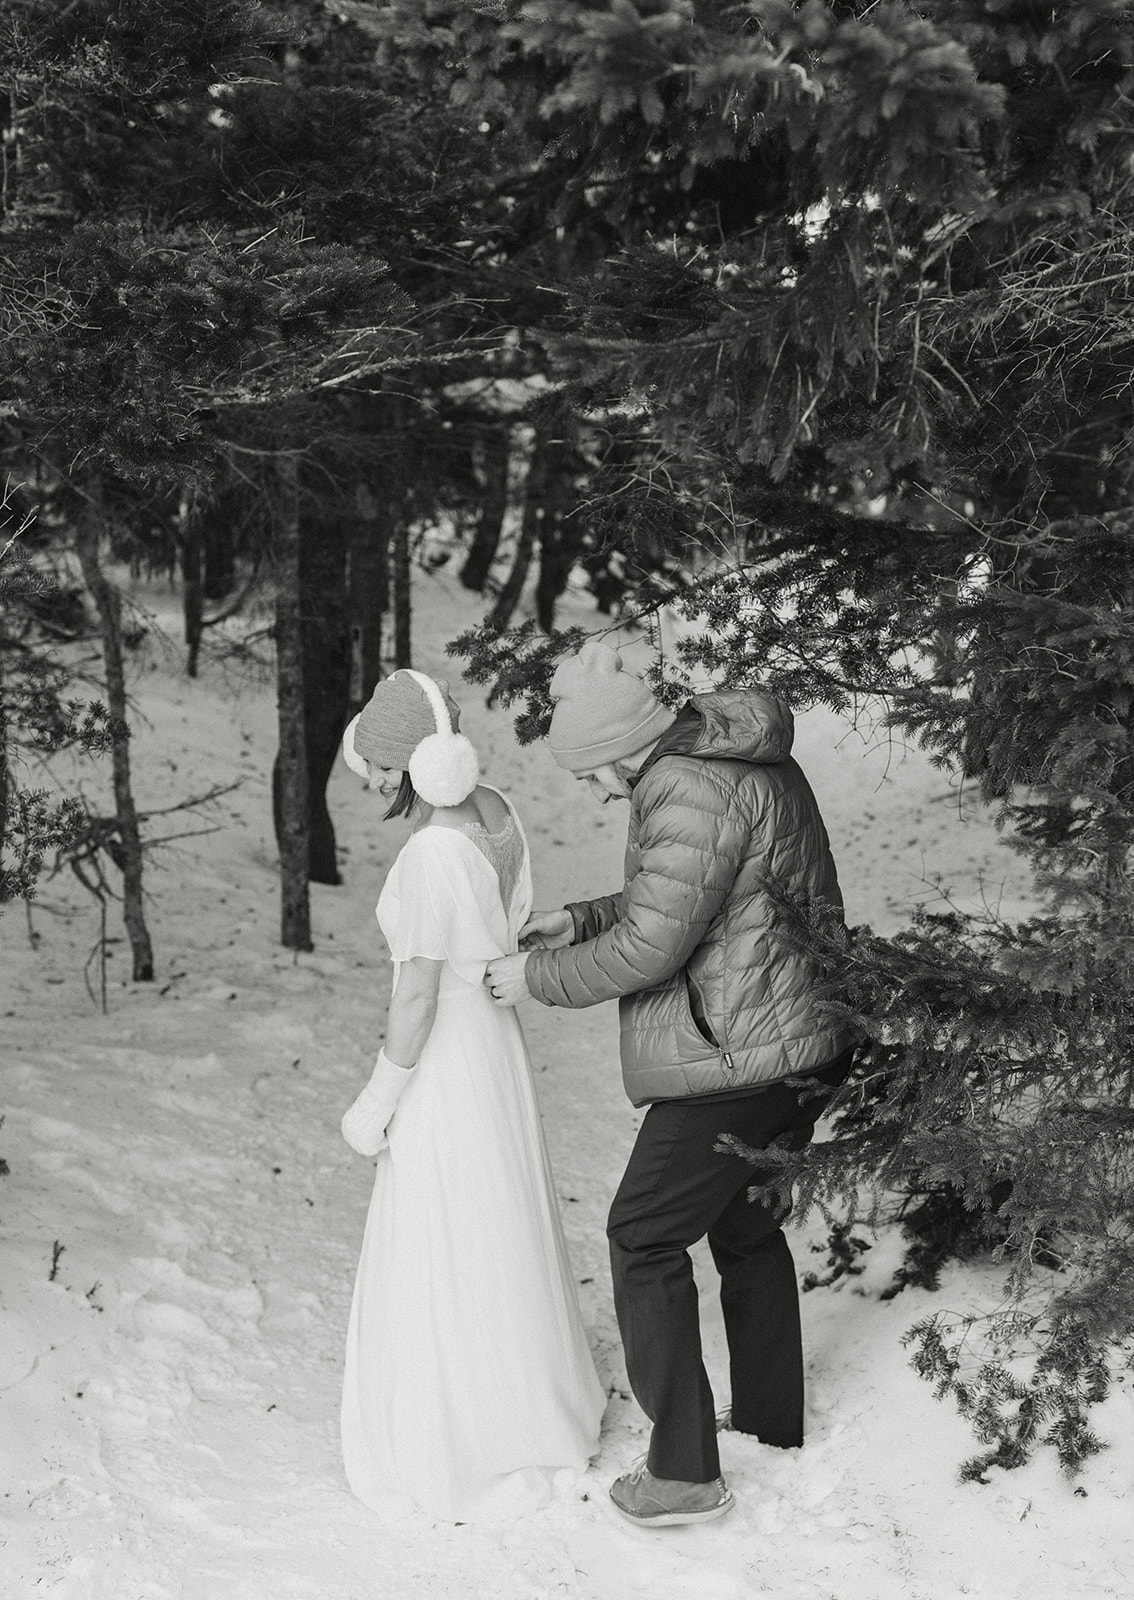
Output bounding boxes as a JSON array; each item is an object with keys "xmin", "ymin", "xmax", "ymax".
[{"xmin": 338, "ymin": 669, "xmax": 606, "ymax": 1522}]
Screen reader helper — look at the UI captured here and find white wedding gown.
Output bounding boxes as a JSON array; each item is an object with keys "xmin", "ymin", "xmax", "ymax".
[{"xmin": 341, "ymin": 788, "xmax": 606, "ymax": 1522}]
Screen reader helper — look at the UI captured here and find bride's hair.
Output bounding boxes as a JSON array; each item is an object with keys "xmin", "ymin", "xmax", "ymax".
[{"xmin": 383, "ymin": 771, "xmax": 419, "ymax": 822}]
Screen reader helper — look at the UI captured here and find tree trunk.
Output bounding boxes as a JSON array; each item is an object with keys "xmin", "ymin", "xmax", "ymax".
[
  {"xmin": 535, "ymin": 515, "xmax": 582, "ymax": 632},
  {"xmin": 273, "ymin": 454, "xmax": 312, "ymax": 951},
  {"xmin": 203, "ymin": 495, "xmax": 236, "ymax": 602},
  {"xmin": 391, "ymin": 517, "xmax": 412, "ymax": 668},
  {"xmin": 535, "ymin": 454, "xmax": 582, "ymax": 632},
  {"xmin": 489, "ymin": 438, "xmax": 543, "ymax": 632},
  {"xmin": 178, "ymin": 492, "xmax": 204, "ymax": 679},
  {"xmin": 299, "ymin": 502, "xmax": 348, "ymax": 886},
  {"xmin": 459, "ymin": 427, "xmax": 510, "ymax": 592},
  {"xmin": 74, "ymin": 515, "xmax": 155, "ymax": 981},
  {"xmin": 348, "ymin": 482, "xmax": 388, "ymax": 707}
]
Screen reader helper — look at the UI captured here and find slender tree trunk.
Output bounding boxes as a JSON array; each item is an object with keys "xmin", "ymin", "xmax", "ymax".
[
  {"xmin": 489, "ymin": 508, "xmax": 538, "ymax": 631},
  {"xmin": 348, "ymin": 483, "xmax": 388, "ymax": 707},
  {"xmin": 535, "ymin": 453, "xmax": 582, "ymax": 632},
  {"xmin": 203, "ymin": 496, "xmax": 236, "ymax": 602},
  {"xmin": 489, "ymin": 437, "xmax": 543, "ymax": 632},
  {"xmin": 391, "ymin": 517, "xmax": 412, "ymax": 668},
  {"xmin": 459, "ymin": 427, "xmax": 510, "ymax": 592},
  {"xmin": 74, "ymin": 515, "xmax": 155, "ymax": 981},
  {"xmin": 273, "ymin": 454, "xmax": 312, "ymax": 951},
  {"xmin": 299, "ymin": 503, "xmax": 348, "ymax": 886},
  {"xmin": 535, "ymin": 515, "xmax": 581, "ymax": 632},
  {"xmin": 179, "ymin": 491, "xmax": 204, "ymax": 679}
]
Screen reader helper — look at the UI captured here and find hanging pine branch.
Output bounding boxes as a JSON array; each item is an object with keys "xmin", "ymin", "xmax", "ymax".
[{"xmin": 408, "ymin": 0, "xmax": 1134, "ymax": 1474}]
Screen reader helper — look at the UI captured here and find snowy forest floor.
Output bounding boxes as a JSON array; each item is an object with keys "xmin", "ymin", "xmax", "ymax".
[{"xmin": 3, "ymin": 570, "xmax": 1133, "ymax": 1600}]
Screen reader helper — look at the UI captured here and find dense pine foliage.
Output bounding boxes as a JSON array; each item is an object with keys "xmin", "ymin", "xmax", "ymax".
[{"xmin": 440, "ymin": 0, "xmax": 1134, "ymax": 1474}]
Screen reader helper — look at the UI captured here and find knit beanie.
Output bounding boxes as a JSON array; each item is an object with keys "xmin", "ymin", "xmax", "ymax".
[
  {"xmin": 343, "ymin": 670, "xmax": 479, "ymax": 806},
  {"xmin": 547, "ymin": 640, "xmax": 676, "ymax": 773}
]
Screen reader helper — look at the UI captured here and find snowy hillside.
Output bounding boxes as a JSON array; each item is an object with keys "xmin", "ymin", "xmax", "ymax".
[{"xmin": 2, "ymin": 570, "xmax": 1131, "ymax": 1600}]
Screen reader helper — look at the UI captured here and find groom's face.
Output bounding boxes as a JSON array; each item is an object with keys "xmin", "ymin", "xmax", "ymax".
[{"xmin": 577, "ymin": 764, "xmax": 633, "ymax": 805}]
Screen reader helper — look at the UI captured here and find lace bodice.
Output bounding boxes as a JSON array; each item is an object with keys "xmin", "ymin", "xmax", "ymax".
[{"xmin": 457, "ymin": 809, "xmax": 523, "ymax": 915}]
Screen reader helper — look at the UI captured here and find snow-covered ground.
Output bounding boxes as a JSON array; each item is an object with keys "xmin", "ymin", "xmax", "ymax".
[{"xmin": 3, "ymin": 570, "xmax": 1132, "ymax": 1600}]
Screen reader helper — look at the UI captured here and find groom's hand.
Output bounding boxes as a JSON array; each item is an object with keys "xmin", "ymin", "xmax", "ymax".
[
  {"xmin": 486, "ymin": 953, "xmax": 532, "ymax": 1007},
  {"xmin": 519, "ymin": 908, "xmax": 574, "ymax": 950}
]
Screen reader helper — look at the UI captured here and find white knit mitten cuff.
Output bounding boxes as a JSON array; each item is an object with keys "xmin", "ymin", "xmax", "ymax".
[{"xmin": 340, "ymin": 1048, "xmax": 415, "ymax": 1157}]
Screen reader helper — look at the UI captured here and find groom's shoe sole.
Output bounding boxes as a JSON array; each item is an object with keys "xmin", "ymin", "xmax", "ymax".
[
  {"xmin": 610, "ymin": 1496, "xmax": 735, "ymax": 1527},
  {"xmin": 608, "ymin": 1474, "xmax": 735, "ymax": 1527}
]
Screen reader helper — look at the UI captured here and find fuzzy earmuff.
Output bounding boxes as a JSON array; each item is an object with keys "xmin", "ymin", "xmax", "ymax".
[
  {"xmin": 402, "ymin": 670, "xmax": 480, "ymax": 806},
  {"xmin": 341, "ymin": 713, "xmax": 375, "ymax": 783}
]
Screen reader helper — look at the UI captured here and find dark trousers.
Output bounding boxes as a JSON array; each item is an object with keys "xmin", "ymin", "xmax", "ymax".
[{"xmin": 607, "ymin": 1048, "xmax": 854, "ymax": 1483}]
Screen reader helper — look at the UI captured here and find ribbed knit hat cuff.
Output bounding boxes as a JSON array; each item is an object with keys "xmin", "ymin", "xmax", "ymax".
[
  {"xmin": 352, "ymin": 713, "xmax": 427, "ymax": 773},
  {"xmin": 352, "ymin": 673, "xmax": 460, "ymax": 772},
  {"xmin": 550, "ymin": 701, "xmax": 676, "ymax": 773}
]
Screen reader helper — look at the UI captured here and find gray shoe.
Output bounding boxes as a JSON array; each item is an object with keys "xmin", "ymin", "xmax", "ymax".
[{"xmin": 609, "ymin": 1459, "xmax": 734, "ymax": 1526}]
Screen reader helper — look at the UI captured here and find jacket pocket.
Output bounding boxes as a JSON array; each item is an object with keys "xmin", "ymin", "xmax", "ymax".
[
  {"xmin": 623, "ymin": 972, "xmax": 721, "ymax": 1066},
  {"xmin": 686, "ymin": 972, "xmax": 718, "ymax": 1047}
]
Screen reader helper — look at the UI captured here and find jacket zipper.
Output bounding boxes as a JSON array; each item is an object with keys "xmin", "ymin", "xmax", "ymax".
[{"xmin": 720, "ymin": 1050, "xmax": 735, "ymax": 1072}]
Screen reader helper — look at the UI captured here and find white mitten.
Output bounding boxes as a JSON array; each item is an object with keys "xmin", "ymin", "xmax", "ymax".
[{"xmin": 341, "ymin": 1048, "xmax": 415, "ymax": 1156}]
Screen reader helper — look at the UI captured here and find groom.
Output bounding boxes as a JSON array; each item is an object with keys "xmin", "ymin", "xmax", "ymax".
[{"xmin": 486, "ymin": 639, "xmax": 854, "ymax": 1527}]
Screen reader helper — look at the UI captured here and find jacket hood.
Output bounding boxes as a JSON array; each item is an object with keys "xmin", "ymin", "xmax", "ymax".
[{"xmin": 643, "ymin": 688, "xmax": 794, "ymax": 774}]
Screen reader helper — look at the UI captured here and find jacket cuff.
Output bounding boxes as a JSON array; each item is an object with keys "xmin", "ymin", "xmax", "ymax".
[{"xmin": 524, "ymin": 947, "xmax": 559, "ymax": 1006}]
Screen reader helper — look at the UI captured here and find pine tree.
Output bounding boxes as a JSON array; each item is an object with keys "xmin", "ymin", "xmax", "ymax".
[
  {"xmin": 0, "ymin": 491, "xmax": 123, "ymax": 906},
  {"xmin": 438, "ymin": 0, "xmax": 1134, "ymax": 1473},
  {"xmin": 1, "ymin": 1, "xmax": 415, "ymax": 956},
  {"xmin": 3, "ymin": 0, "xmax": 597, "ymax": 942}
]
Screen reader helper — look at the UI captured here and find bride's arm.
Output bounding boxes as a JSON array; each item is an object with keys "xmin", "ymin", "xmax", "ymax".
[
  {"xmin": 384, "ymin": 955, "xmax": 444, "ymax": 1066},
  {"xmin": 341, "ymin": 957, "xmax": 444, "ymax": 1157}
]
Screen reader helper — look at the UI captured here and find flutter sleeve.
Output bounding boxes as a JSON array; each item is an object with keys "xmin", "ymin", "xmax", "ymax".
[{"xmin": 377, "ymin": 830, "xmax": 509, "ymax": 986}]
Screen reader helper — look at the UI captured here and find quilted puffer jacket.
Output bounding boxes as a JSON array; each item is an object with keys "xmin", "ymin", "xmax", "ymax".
[{"xmin": 524, "ymin": 689, "xmax": 853, "ymax": 1106}]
